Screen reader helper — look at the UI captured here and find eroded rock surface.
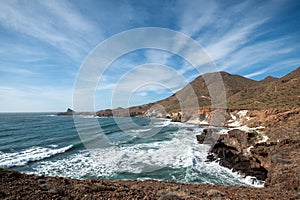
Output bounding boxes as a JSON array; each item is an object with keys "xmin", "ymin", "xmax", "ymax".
[
  {"xmin": 197, "ymin": 107, "xmax": 300, "ymax": 192},
  {"xmin": 0, "ymin": 168, "xmax": 297, "ymax": 200}
]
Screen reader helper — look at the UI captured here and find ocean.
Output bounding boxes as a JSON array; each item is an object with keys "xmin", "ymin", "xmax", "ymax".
[{"xmin": 0, "ymin": 113, "xmax": 263, "ymax": 187}]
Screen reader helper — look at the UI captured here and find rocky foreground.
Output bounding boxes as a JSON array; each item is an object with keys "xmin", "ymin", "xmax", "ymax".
[{"xmin": 1, "ymin": 168, "xmax": 299, "ymax": 200}]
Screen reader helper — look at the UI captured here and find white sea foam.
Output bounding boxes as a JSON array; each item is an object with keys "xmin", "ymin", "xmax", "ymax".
[
  {"xmin": 46, "ymin": 114, "xmax": 57, "ymax": 117},
  {"xmin": 29, "ymin": 126, "xmax": 263, "ymax": 187},
  {"xmin": 32, "ymin": 132, "xmax": 199, "ymax": 178},
  {"xmin": 0, "ymin": 145, "xmax": 73, "ymax": 168},
  {"xmin": 48, "ymin": 144, "xmax": 58, "ymax": 148},
  {"xmin": 153, "ymin": 119, "xmax": 171, "ymax": 127},
  {"xmin": 130, "ymin": 128, "xmax": 152, "ymax": 133}
]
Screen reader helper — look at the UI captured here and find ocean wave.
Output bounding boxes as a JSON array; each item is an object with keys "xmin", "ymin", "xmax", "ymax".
[
  {"xmin": 29, "ymin": 127, "xmax": 264, "ymax": 187},
  {"xmin": 129, "ymin": 128, "xmax": 152, "ymax": 133},
  {"xmin": 0, "ymin": 145, "xmax": 73, "ymax": 168},
  {"xmin": 45, "ymin": 114, "xmax": 57, "ymax": 117}
]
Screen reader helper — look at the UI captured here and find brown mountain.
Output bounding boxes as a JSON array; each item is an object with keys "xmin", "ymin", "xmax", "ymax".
[
  {"xmin": 96, "ymin": 67, "xmax": 300, "ymax": 116},
  {"xmin": 259, "ymin": 76, "xmax": 278, "ymax": 83},
  {"xmin": 228, "ymin": 67, "xmax": 300, "ymax": 108}
]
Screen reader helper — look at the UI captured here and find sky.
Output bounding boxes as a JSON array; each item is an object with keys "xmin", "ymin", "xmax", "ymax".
[{"xmin": 0, "ymin": 0, "xmax": 299, "ymax": 112}]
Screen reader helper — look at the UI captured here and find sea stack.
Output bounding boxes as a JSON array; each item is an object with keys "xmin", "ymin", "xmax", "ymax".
[{"xmin": 57, "ymin": 108, "xmax": 76, "ymax": 116}]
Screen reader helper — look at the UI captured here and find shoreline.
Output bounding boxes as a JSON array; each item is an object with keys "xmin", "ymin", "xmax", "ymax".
[
  {"xmin": 56, "ymin": 107, "xmax": 300, "ymax": 192},
  {"xmin": 2, "ymin": 107, "xmax": 296, "ymax": 198}
]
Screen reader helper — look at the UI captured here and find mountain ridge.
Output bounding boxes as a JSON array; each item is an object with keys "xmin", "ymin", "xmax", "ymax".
[{"xmin": 96, "ymin": 66, "xmax": 300, "ymax": 117}]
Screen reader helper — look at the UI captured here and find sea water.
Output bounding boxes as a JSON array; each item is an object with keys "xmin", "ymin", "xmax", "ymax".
[{"xmin": 0, "ymin": 113, "xmax": 263, "ymax": 187}]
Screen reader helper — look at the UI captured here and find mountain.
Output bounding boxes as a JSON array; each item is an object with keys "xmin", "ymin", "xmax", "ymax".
[
  {"xmin": 259, "ymin": 76, "xmax": 278, "ymax": 83},
  {"xmin": 96, "ymin": 67, "xmax": 300, "ymax": 116},
  {"xmin": 228, "ymin": 67, "xmax": 300, "ymax": 108}
]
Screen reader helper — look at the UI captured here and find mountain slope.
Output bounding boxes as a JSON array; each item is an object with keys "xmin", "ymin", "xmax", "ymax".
[
  {"xmin": 228, "ymin": 67, "xmax": 300, "ymax": 108},
  {"xmin": 96, "ymin": 67, "xmax": 300, "ymax": 116}
]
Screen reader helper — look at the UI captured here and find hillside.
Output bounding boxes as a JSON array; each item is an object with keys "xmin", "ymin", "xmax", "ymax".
[
  {"xmin": 228, "ymin": 67, "xmax": 300, "ymax": 108},
  {"xmin": 96, "ymin": 67, "xmax": 300, "ymax": 116}
]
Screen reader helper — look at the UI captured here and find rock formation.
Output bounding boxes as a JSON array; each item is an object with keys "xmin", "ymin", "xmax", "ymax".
[
  {"xmin": 57, "ymin": 108, "xmax": 76, "ymax": 116},
  {"xmin": 197, "ymin": 107, "xmax": 300, "ymax": 192}
]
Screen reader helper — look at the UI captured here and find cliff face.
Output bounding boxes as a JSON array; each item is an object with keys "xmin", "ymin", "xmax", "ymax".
[{"xmin": 197, "ymin": 107, "xmax": 300, "ymax": 191}]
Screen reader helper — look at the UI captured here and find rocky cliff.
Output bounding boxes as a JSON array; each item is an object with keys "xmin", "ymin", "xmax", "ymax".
[
  {"xmin": 64, "ymin": 67, "xmax": 300, "ymax": 193},
  {"xmin": 197, "ymin": 107, "xmax": 300, "ymax": 191}
]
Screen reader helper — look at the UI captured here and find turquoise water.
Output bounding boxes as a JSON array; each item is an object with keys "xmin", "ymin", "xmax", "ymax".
[{"xmin": 0, "ymin": 113, "xmax": 262, "ymax": 186}]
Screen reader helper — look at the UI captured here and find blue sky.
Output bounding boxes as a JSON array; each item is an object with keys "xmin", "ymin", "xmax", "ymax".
[{"xmin": 0, "ymin": 0, "xmax": 299, "ymax": 112}]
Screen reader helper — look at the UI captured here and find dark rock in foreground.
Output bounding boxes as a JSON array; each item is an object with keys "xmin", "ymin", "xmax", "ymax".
[
  {"xmin": 0, "ymin": 168, "xmax": 297, "ymax": 199},
  {"xmin": 196, "ymin": 128, "xmax": 219, "ymax": 145},
  {"xmin": 207, "ymin": 129, "xmax": 268, "ymax": 181}
]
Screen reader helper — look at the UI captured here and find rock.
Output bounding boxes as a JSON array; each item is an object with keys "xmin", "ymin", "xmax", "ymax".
[
  {"xmin": 209, "ymin": 129, "xmax": 268, "ymax": 181},
  {"xmin": 206, "ymin": 189, "xmax": 225, "ymax": 197},
  {"xmin": 57, "ymin": 108, "xmax": 76, "ymax": 116},
  {"xmin": 271, "ymin": 154, "xmax": 292, "ymax": 164},
  {"xmin": 0, "ymin": 168, "xmax": 297, "ymax": 199},
  {"xmin": 38, "ymin": 179, "xmax": 46, "ymax": 184},
  {"xmin": 158, "ymin": 194, "xmax": 183, "ymax": 200},
  {"xmin": 196, "ymin": 128, "xmax": 219, "ymax": 145},
  {"xmin": 170, "ymin": 112, "xmax": 182, "ymax": 122}
]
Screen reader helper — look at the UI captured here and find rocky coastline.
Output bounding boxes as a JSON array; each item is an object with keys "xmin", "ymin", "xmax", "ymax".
[
  {"xmin": 45, "ymin": 68, "xmax": 300, "ymax": 198},
  {"xmin": 196, "ymin": 107, "xmax": 300, "ymax": 192},
  {"xmin": 6, "ymin": 107, "xmax": 297, "ymax": 199},
  {"xmin": 94, "ymin": 105, "xmax": 300, "ymax": 192}
]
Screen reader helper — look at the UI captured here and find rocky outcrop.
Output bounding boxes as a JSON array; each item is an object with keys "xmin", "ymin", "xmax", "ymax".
[
  {"xmin": 197, "ymin": 107, "xmax": 300, "ymax": 192},
  {"xmin": 201, "ymin": 129, "xmax": 268, "ymax": 181},
  {"xmin": 170, "ymin": 112, "xmax": 182, "ymax": 122},
  {"xmin": 57, "ymin": 108, "xmax": 76, "ymax": 116},
  {"xmin": 0, "ymin": 168, "xmax": 297, "ymax": 199},
  {"xmin": 196, "ymin": 128, "xmax": 219, "ymax": 146}
]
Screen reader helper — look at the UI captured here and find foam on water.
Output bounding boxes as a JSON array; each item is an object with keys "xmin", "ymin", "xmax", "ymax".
[
  {"xmin": 129, "ymin": 128, "xmax": 152, "ymax": 133},
  {"xmin": 28, "ymin": 125, "xmax": 263, "ymax": 187},
  {"xmin": 0, "ymin": 145, "xmax": 73, "ymax": 168},
  {"xmin": 0, "ymin": 114, "xmax": 264, "ymax": 187}
]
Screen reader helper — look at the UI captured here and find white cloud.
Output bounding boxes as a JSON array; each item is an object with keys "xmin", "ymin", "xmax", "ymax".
[
  {"xmin": 0, "ymin": 0, "xmax": 101, "ymax": 61},
  {"xmin": 220, "ymin": 37, "xmax": 295, "ymax": 72},
  {"xmin": 97, "ymin": 83, "xmax": 117, "ymax": 91},
  {"xmin": 109, "ymin": 64, "xmax": 190, "ymax": 107},
  {"xmin": 244, "ymin": 68, "xmax": 271, "ymax": 78},
  {"xmin": 0, "ymin": 67, "xmax": 36, "ymax": 76},
  {"xmin": 0, "ymin": 85, "xmax": 72, "ymax": 112},
  {"xmin": 205, "ymin": 20, "xmax": 267, "ymax": 63},
  {"xmin": 177, "ymin": 0, "xmax": 218, "ymax": 37},
  {"xmin": 137, "ymin": 92, "xmax": 148, "ymax": 97}
]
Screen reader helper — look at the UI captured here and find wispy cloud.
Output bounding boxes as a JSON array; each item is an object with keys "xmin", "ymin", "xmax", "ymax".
[
  {"xmin": 0, "ymin": 0, "xmax": 101, "ymax": 61},
  {"xmin": 0, "ymin": 85, "xmax": 73, "ymax": 112},
  {"xmin": 0, "ymin": 0, "xmax": 299, "ymax": 111},
  {"xmin": 0, "ymin": 67, "xmax": 36, "ymax": 76}
]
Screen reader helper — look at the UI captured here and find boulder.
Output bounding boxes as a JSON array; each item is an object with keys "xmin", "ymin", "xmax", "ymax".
[{"xmin": 207, "ymin": 129, "xmax": 269, "ymax": 181}]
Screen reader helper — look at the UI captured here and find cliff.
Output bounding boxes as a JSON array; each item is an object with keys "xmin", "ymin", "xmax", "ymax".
[{"xmin": 197, "ymin": 107, "xmax": 300, "ymax": 191}]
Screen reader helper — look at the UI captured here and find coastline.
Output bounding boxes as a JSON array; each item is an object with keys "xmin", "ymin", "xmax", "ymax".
[
  {"xmin": 1, "ymin": 107, "xmax": 299, "ymax": 199},
  {"xmin": 57, "ymin": 107, "xmax": 300, "ymax": 192}
]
